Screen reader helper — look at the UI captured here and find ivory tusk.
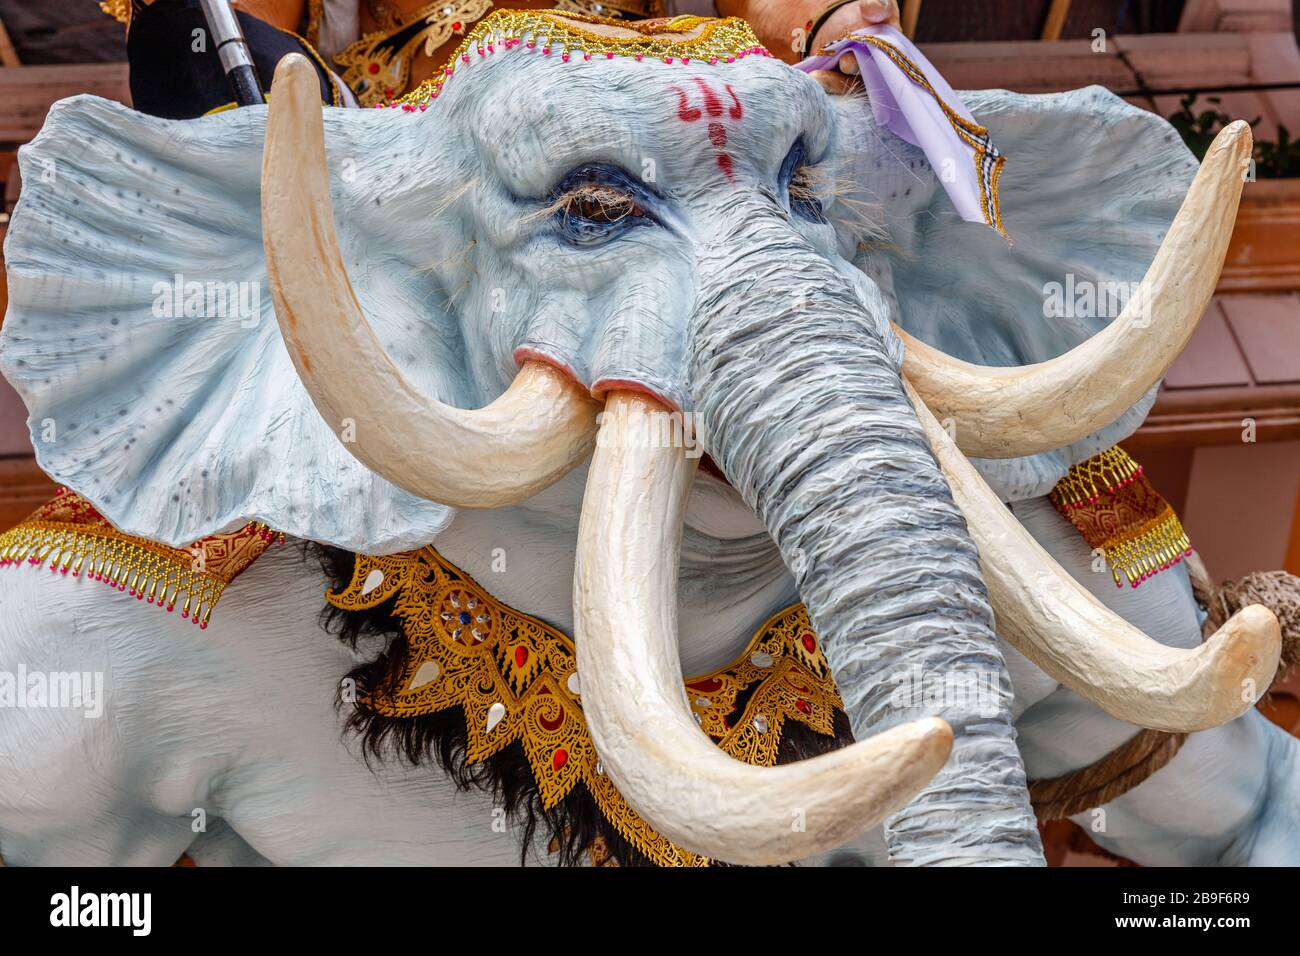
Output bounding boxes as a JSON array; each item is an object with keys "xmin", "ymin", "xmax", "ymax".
[
  {"xmin": 907, "ymin": 379, "xmax": 1280, "ymax": 732},
  {"xmin": 902, "ymin": 121, "xmax": 1253, "ymax": 459},
  {"xmin": 261, "ymin": 54, "xmax": 600, "ymax": 509},
  {"xmin": 573, "ymin": 390, "xmax": 953, "ymax": 865}
]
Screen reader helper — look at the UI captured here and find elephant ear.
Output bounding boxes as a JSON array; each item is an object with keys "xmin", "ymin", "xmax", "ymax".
[
  {"xmin": 837, "ymin": 86, "xmax": 1197, "ymax": 500},
  {"xmin": 1, "ymin": 95, "xmax": 471, "ymax": 553}
]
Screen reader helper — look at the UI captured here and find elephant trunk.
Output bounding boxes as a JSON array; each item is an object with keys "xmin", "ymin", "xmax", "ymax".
[{"xmin": 688, "ymin": 199, "xmax": 1043, "ymax": 866}]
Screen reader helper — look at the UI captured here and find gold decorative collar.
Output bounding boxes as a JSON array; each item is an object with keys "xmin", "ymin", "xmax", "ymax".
[
  {"xmin": 392, "ymin": 11, "xmax": 771, "ymax": 108},
  {"xmin": 327, "ymin": 544, "xmax": 845, "ymax": 866},
  {"xmin": 337, "ymin": 0, "xmax": 498, "ymax": 107}
]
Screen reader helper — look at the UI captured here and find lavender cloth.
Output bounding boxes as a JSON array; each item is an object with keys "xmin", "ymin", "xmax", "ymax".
[{"xmin": 798, "ymin": 25, "xmax": 1006, "ymax": 235}]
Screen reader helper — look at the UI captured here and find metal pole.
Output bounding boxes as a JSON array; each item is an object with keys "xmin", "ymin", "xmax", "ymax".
[{"xmin": 199, "ymin": 0, "xmax": 264, "ymax": 106}]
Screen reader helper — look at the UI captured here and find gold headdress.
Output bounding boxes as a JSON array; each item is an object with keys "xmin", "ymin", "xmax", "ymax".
[{"xmin": 393, "ymin": 11, "xmax": 771, "ymax": 109}]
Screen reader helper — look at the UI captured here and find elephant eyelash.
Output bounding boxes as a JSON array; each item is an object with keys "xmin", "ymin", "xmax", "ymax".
[
  {"xmin": 546, "ymin": 185, "xmax": 646, "ymax": 225},
  {"xmin": 789, "ymin": 166, "xmax": 821, "ymax": 205},
  {"xmin": 533, "ymin": 181, "xmax": 652, "ymax": 245},
  {"xmin": 789, "ymin": 164, "xmax": 829, "ymax": 222}
]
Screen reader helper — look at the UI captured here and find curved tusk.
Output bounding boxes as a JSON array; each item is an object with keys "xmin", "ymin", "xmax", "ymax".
[
  {"xmin": 901, "ymin": 121, "xmax": 1252, "ymax": 459},
  {"xmin": 261, "ymin": 54, "xmax": 600, "ymax": 508},
  {"xmin": 573, "ymin": 391, "xmax": 953, "ymax": 865},
  {"xmin": 906, "ymin": 379, "xmax": 1280, "ymax": 732}
]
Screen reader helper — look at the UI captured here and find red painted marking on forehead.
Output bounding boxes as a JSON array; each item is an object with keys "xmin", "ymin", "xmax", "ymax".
[
  {"xmin": 725, "ymin": 84, "xmax": 743, "ymax": 119},
  {"xmin": 693, "ymin": 77, "xmax": 723, "ymax": 117},
  {"xmin": 669, "ymin": 80, "xmax": 742, "ymax": 184},
  {"xmin": 673, "ymin": 87, "xmax": 702, "ymax": 122}
]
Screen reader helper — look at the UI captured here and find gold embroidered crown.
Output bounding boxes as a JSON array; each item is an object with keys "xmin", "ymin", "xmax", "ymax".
[{"xmin": 394, "ymin": 11, "xmax": 771, "ymax": 108}]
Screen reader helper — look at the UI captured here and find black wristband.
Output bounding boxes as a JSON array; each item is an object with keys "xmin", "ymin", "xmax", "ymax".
[{"xmin": 801, "ymin": 0, "xmax": 860, "ymax": 57}]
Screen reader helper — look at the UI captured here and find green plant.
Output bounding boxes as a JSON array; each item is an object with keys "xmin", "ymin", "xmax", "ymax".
[{"xmin": 1167, "ymin": 94, "xmax": 1300, "ymax": 179}]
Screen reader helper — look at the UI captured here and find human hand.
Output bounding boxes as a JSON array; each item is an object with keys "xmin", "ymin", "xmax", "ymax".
[{"xmin": 806, "ymin": 0, "xmax": 901, "ymax": 94}]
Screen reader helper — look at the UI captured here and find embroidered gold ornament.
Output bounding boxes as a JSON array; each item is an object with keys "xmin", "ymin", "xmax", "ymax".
[
  {"xmin": 555, "ymin": 0, "xmax": 667, "ymax": 21},
  {"xmin": 0, "ymin": 489, "xmax": 281, "ymax": 627},
  {"xmin": 337, "ymin": 0, "xmax": 497, "ymax": 105},
  {"xmin": 395, "ymin": 11, "xmax": 771, "ymax": 108},
  {"xmin": 327, "ymin": 545, "xmax": 844, "ymax": 866},
  {"xmin": 99, "ymin": 0, "xmax": 133, "ymax": 27},
  {"xmin": 1049, "ymin": 446, "xmax": 1192, "ymax": 589}
]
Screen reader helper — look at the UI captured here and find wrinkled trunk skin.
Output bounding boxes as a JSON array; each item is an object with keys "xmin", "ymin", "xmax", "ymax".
[{"xmin": 689, "ymin": 199, "xmax": 1044, "ymax": 866}]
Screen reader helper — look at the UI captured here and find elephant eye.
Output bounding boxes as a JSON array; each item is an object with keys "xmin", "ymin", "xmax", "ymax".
[
  {"xmin": 781, "ymin": 138, "xmax": 827, "ymax": 223},
  {"xmin": 545, "ymin": 164, "xmax": 657, "ymax": 246},
  {"xmin": 559, "ymin": 185, "xmax": 646, "ymax": 227}
]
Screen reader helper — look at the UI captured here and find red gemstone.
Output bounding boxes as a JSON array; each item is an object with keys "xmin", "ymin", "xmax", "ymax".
[
  {"xmin": 515, "ymin": 646, "xmax": 528, "ymax": 668},
  {"xmin": 686, "ymin": 677, "xmax": 722, "ymax": 693},
  {"xmin": 452, "ymin": 20, "xmax": 462, "ymax": 29},
  {"xmin": 795, "ymin": 699, "xmax": 811, "ymax": 714},
  {"xmin": 552, "ymin": 748, "xmax": 568, "ymax": 771},
  {"xmin": 367, "ymin": 63, "xmax": 380, "ymax": 74},
  {"xmin": 801, "ymin": 633, "xmax": 816, "ymax": 652}
]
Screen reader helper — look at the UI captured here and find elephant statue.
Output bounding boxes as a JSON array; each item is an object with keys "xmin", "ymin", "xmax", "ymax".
[{"xmin": 0, "ymin": 11, "xmax": 1292, "ymax": 867}]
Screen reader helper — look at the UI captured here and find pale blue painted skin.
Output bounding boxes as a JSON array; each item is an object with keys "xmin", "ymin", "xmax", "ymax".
[{"xmin": 0, "ymin": 34, "xmax": 1294, "ymax": 864}]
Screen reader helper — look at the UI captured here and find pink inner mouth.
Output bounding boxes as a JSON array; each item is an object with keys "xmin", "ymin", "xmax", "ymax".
[{"xmin": 514, "ymin": 346, "xmax": 730, "ymax": 486}]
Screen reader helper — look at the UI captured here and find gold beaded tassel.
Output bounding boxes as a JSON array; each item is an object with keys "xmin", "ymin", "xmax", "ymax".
[
  {"xmin": 394, "ymin": 10, "xmax": 771, "ymax": 108},
  {"xmin": 1050, "ymin": 446, "xmax": 1144, "ymax": 512},
  {"xmin": 1, "ymin": 523, "xmax": 228, "ymax": 629},
  {"xmin": 1104, "ymin": 510, "xmax": 1193, "ymax": 590}
]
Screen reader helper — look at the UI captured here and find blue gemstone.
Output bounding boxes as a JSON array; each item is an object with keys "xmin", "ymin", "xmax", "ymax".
[{"xmin": 458, "ymin": 611, "xmax": 471, "ymax": 625}]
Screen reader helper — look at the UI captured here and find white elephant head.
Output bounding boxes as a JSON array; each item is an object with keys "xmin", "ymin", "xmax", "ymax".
[{"xmin": 0, "ymin": 12, "xmax": 1278, "ymax": 865}]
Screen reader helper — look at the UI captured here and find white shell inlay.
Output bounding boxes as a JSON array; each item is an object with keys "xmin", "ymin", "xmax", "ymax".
[
  {"xmin": 486, "ymin": 701, "xmax": 507, "ymax": 733},
  {"xmin": 408, "ymin": 659, "xmax": 441, "ymax": 689},
  {"xmin": 361, "ymin": 568, "xmax": 384, "ymax": 596},
  {"xmin": 566, "ymin": 672, "xmax": 581, "ymax": 696}
]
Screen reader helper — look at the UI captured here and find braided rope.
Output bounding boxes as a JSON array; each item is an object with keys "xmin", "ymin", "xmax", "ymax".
[{"xmin": 1030, "ymin": 728, "xmax": 1187, "ymax": 821}]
